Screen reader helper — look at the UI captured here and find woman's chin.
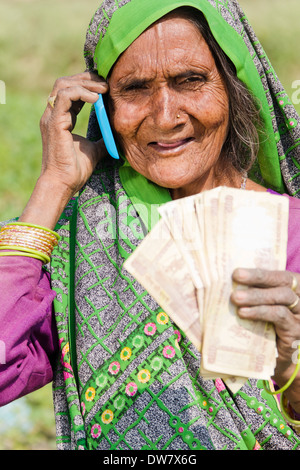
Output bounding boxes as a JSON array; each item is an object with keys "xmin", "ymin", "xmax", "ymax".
[
  {"xmin": 127, "ymin": 154, "xmax": 212, "ymax": 194},
  {"xmin": 147, "ymin": 171, "xmax": 195, "ymax": 192}
]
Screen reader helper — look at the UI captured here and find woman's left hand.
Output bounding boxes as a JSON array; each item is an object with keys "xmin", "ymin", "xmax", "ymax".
[{"xmin": 231, "ymin": 268, "xmax": 300, "ymax": 412}]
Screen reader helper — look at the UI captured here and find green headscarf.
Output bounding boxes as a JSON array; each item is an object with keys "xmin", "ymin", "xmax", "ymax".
[{"xmin": 84, "ymin": 0, "xmax": 300, "ymax": 204}]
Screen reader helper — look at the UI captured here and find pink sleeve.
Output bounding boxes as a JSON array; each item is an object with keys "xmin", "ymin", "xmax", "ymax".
[
  {"xmin": 267, "ymin": 189, "xmax": 300, "ymax": 273},
  {"xmin": 0, "ymin": 256, "xmax": 58, "ymax": 406},
  {"xmin": 285, "ymin": 195, "xmax": 300, "ymax": 274}
]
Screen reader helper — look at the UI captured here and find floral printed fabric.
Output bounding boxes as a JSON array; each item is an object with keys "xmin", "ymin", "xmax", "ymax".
[
  {"xmin": 50, "ymin": 165, "xmax": 300, "ymax": 450},
  {"xmin": 81, "ymin": 310, "xmax": 187, "ymax": 448}
]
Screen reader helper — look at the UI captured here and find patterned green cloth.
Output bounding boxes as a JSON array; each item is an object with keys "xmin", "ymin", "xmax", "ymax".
[
  {"xmin": 49, "ymin": 0, "xmax": 300, "ymax": 450},
  {"xmin": 50, "ymin": 164, "xmax": 300, "ymax": 450}
]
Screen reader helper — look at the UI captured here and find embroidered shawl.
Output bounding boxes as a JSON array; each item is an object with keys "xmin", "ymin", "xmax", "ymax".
[{"xmin": 49, "ymin": 0, "xmax": 300, "ymax": 450}]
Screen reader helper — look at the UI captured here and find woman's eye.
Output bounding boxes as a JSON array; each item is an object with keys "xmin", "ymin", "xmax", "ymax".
[
  {"xmin": 181, "ymin": 76, "xmax": 206, "ymax": 85},
  {"xmin": 123, "ymin": 81, "xmax": 148, "ymax": 92}
]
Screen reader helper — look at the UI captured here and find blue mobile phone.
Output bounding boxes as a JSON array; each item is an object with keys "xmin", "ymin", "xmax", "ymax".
[{"xmin": 94, "ymin": 94, "xmax": 119, "ymax": 159}]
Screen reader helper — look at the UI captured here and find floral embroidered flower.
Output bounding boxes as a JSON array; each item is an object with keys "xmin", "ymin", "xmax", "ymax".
[
  {"xmin": 114, "ymin": 396, "xmax": 125, "ymax": 410},
  {"xmin": 157, "ymin": 312, "xmax": 169, "ymax": 325},
  {"xmin": 85, "ymin": 387, "xmax": 96, "ymax": 402},
  {"xmin": 132, "ymin": 335, "xmax": 144, "ymax": 349},
  {"xmin": 120, "ymin": 347, "xmax": 132, "ymax": 361},
  {"xmin": 151, "ymin": 356, "xmax": 163, "ymax": 371},
  {"xmin": 174, "ymin": 330, "xmax": 181, "ymax": 341},
  {"xmin": 137, "ymin": 369, "xmax": 151, "ymax": 383},
  {"xmin": 144, "ymin": 323, "xmax": 157, "ymax": 336},
  {"xmin": 215, "ymin": 378, "xmax": 226, "ymax": 393},
  {"xmin": 101, "ymin": 409, "xmax": 114, "ymax": 424},
  {"xmin": 253, "ymin": 441, "xmax": 261, "ymax": 451},
  {"xmin": 163, "ymin": 345, "xmax": 176, "ymax": 359},
  {"xmin": 126, "ymin": 382, "xmax": 138, "ymax": 397},
  {"xmin": 63, "ymin": 370, "xmax": 73, "ymax": 381},
  {"xmin": 91, "ymin": 423, "xmax": 102, "ymax": 439},
  {"xmin": 62, "ymin": 342, "xmax": 70, "ymax": 357},
  {"xmin": 108, "ymin": 361, "xmax": 120, "ymax": 375},
  {"xmin": 96, "ymin": 374, "xmax": 107, "ymax": 388}
]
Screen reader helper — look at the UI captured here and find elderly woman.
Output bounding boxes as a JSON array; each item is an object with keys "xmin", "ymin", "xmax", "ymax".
[{"xmin": 1, "ymin": 0, "xmax": 300, "ymax": 451}]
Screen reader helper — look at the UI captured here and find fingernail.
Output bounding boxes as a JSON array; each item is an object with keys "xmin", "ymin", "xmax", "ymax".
[
  {"xmin": 234, "ymin": 290, "xmax": 247, "ymax": 301},
  {"xmin": 235, "ymin": 269, "xmax": 249, "ymax": 281},
  {"xmin": 238, "ymin": 307, "xmax": 251, "ymax": 317}
]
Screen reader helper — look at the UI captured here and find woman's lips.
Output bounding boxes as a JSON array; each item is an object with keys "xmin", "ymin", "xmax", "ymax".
[{"xmin": 148, "ymin": 137, "xmax": 194, "ymax": 153}]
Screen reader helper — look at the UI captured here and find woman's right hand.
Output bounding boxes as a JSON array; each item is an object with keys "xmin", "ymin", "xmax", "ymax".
[
  {"xmin": 19, "ymin": 72, "xmax": 109, "ymax": 230},
  {"xmin": 40, "ymin": 71, "xmax": 109, "ymax": 194}
]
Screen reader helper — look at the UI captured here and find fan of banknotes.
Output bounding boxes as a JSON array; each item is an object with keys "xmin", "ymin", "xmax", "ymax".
[{"xmin": 124, "ymin": 187, "xmax": 289, "ymax": 392}]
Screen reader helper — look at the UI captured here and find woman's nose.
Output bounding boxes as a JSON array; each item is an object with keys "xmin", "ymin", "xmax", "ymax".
[{"xmin": 151, "ymin": 86, "xmax": 182, "ymax": 129}]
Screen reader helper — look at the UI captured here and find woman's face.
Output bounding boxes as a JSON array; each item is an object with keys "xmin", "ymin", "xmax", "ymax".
[{"xmin": 108, "ymin": 13, "xmax": 231, "ymax": 196}]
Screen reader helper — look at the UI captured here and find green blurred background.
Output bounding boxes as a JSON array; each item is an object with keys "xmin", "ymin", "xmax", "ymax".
[{"xmin": 0, "ymin": 0, "xmax": 300, "ymax": 450}]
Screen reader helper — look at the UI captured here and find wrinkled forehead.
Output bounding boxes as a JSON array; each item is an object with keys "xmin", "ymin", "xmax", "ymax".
[
  {"xmin": 108, "ymin": 17, "xmax": 217, "ymax": 86},
  {"xmin": 85, "ymin": 0, "xmax": 230, "ymax": 79}
]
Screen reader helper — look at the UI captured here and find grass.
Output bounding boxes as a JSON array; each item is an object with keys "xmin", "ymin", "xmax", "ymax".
[
  {"xmin": 0, "ymin": 0, "xmax": 300, "ymax": 450},
  {"xmin": 239, "ymin": 0, "xmax": 300, "ymax": 99},
  {"xmin": 0, "ymin": 0, "xmax": 99, "ymax": 221}
]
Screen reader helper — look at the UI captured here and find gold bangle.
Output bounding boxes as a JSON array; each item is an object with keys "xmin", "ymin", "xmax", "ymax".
[
  {"xmin": 280, "ymin": 393, "xmax": 300, "ymax": 434},
  {"xmin": 0, "ymin": 251, "xmax": 47, "ymax": 263},
  {"xmin": 263, "ymin": 344, "xmax": 300, "ymax": 395},
  {"xmin": 0, "ymin": 236, "xmax": 54, "ymax": 255},
  {"xmin": 0, "ymin": 235, "xmax": 54, "ymax": 257},
  {"xmin": 2, "ymin": 223, "xmax": 59, "ymax": 241},
  {"xmin": 0, "ymin": 246, "xmax": 50, "ymax": 264},
  {"xmin": 0, "ymin": 222, "xmax": 59, "ymax": 264},
  {"xmin": 2, "ymin": 227, "xmax": 57, "ymax": 243}
]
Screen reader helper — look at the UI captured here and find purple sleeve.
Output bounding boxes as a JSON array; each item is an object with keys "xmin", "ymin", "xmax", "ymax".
[
  {"xmin": 0, "ymin": 256, "xmax": 58, "ymax": 406},
  {"xmin": 267, "ymin": 191, "xmax": 300, "ymax": 418},
  {"xmin": 285, "ymin": 195, "xmax": 300, "ymax": 273},
  {"xmin": 267, "ymin": 190, "xmax": 300, "ymax": 273}
]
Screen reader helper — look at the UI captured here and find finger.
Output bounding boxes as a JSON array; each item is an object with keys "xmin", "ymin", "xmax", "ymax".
[
  {"xmin": 231, "ymin": 285, "xmax": 299, "ymax": 310},
  {"xmin": 236, "ymin": 304, "xmax": 296, "ymax": 331},
  {"xmin": 46, "ymin": 73, "xmax": 108, "ymax": 116},
  {"xmin": 49, "ymin": 86, "xmax": 99, "ymax": 128},
  {"xmin": 287, "ymin": 295, "xmax": 300, "ymax": 313},
  {"xmin": 51, "ymin": 73, "xmax": 108, "ymax": 97},
  {"xmin": 233, "ymin": 268, "xmax": 300, "ymax": 292}
]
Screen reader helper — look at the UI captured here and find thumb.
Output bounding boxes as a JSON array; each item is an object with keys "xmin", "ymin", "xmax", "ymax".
[{"xmin": 94, "ymin": 138, "xmax": 111, "ymax": 164}]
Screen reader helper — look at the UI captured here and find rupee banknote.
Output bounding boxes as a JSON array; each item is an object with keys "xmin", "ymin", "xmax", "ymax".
[{"xmin": 124, "ymin": 187, "xmax": 289, "ymax": 391}]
